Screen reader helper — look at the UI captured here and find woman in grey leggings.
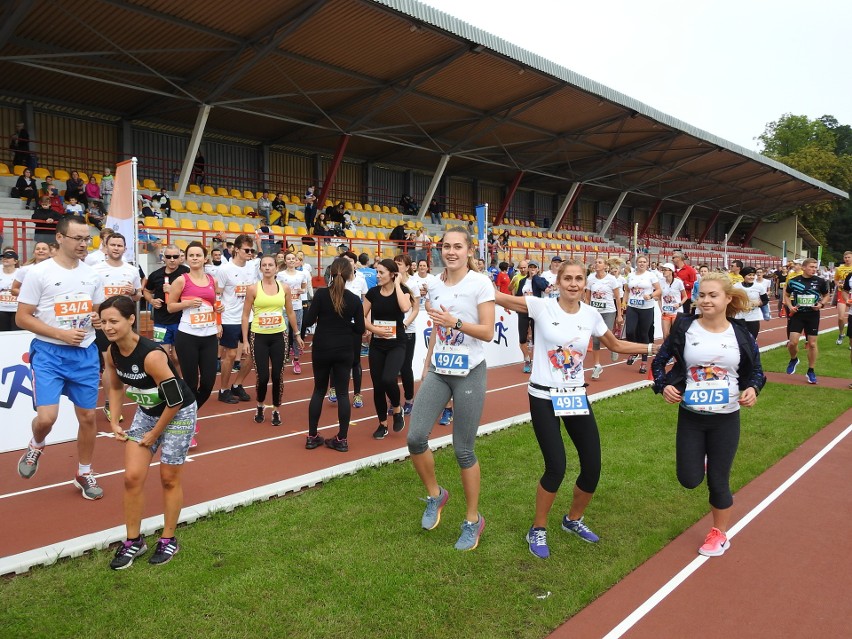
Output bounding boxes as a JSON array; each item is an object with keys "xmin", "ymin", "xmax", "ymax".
[{"xmin": 407, "ymin": 227, "xmax": 495, "ymax": 552}]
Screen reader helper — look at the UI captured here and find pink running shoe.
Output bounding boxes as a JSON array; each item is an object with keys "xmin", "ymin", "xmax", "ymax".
[
  {"xmin": 293, "ymin": 360, "xmax": 302, "ymax": 375},
  {"xmin": 698, "ymin": 527, "xmax": 730, "ymax": 557},
  {"xmin": 189, "ymin": 437, "xmax": 198, "ymax": 449}
]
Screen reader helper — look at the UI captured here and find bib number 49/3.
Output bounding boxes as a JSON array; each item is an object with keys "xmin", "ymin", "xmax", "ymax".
[{"xmin": 550, "ymin": 388, "xmax": 589, "ymax": 416}]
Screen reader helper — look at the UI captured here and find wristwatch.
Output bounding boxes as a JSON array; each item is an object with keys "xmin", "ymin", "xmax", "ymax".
[{"xmin": 454, "ymin": 318, "xmax": 463, "ymax": 330}]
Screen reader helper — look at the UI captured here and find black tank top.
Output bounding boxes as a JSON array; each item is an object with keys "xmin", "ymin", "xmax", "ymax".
[{"xmin": 110, "ymin": 336, "xmax": 195, "ymax": 416}]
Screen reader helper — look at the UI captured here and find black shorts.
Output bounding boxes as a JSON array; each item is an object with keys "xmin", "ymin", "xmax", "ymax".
[
  {"xmin": 220, "ymin": 324, "xmax": 243, "ymax": 349},
  {"xmin": 787, "ymin": 311, "xmax": 820, "ymax": 337}
]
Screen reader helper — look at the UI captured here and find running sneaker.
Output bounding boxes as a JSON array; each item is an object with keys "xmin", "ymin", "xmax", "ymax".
[
  {"xmin": 74, "ymin": 472, "xmax": 104, "ymax": 500},
  {"xmin": 438, "ymin": 407, "xmax": 453, "ymax": 426},
  {"xmin": 697, "ymin": 527, "xmax": 730, "ymax": 557},
  {"xmin": 102, "ymin": 401, "xmax": 124, "ymax": 423},
  {"xmin": 610, "ymin": 350, "xmax": 619, "ymax": 363},
  {"xmin": 232, "ymin": 361, "xmax": 241, "ymax": 372},
  {"xmin": 353, "ymin": 393, "xmax": 364, "ymax": 408},
  {"xmin": 455, "ymin": 513, "xmax": 485, "ymax": 551},
  {"xmin": 325, "ymin": 436, "xmax": 349, "ymax": 452},
  {"xmin": 293, "ymin": 361, "xmax": 302, "ymax": 375},
  {"xmin": 639, "ymin": 364, "xmax": 647, "ymax": 375},
  {"xmin": 403, "ymin": 400, "xmax": 414, "ymax": 415},
  {"xmin": 591, "ymin": 364, "xmax": 603, "ymax": 380},
  {"xmin": 328, "ymin": 388, "xmax": 337, "ymax": 403},
  {"xmin": 387, "ymin": 407, "xmax": 394, "ymax": 416},
  {"xmin": 360, "ymin": 344, "xmax": 369, "ymax": 357},
  {"xmin": 372, "ymin": 424, "xmax": 388, "ymax": 440},
  {"xmin": 218, "ymin": 389, "xmax": 239, "ymax": 404},
  {"xmin": 421, "ymin": 486, "xmax": 450, "ymax": 530},
  {"xmin": 189, "ymin": 437, "xmax": 198, "ymax": 449},
  {"xmin": 392, "ymin": 411, "xmax": 405, "ymax": 433},
  {"xmin": 305, "ymin": 434, "xmax": 324, "ymax": 449},
  {"xmin": 17, "ymin": 443, "xmax": 44, "ymax": 479},
  {"xmin": 806, "ymin": 370, "xmax": 818, "ymax": 385},
  {"xmin": 254, "ymin": 406, "xmax": 264, "ymax": 423},
  {"xmin": 271, "ymin": 410, "xmax": 281, "ymax": 426},
  {"xmin": 232, "ymin": 385, "xmax": 251, "ymax": 402},
  {"xmin": 109, "ymin": 538, "xmax": 147, "ymax": 570},
  {"xmin": 626, "ymin": 355, "xmax": 637, "ymax": 366},
  {"xmin": 149, "ymin": 537, "xmax": 179, "ymax": 565},
  {"xmin": 786, "ymin": 357, "xmax": 799, "ymax": 375},
  {"xmin": 522, "ymin": 360, "xmax": 531, "ymax": 374},
  {"xmin": 561, "ymin": 516, "xmax": 599, "ymax": 543},
  {"xmin": 526, "ymin": 527, "xmax": 550, "ymax": 559},
  {"xmin": 216, "ymin": 359, "xmax": 221, "ymax": 373},
  {"xmin": 837, "ymin": 335, "xmax": 845, "ymax": 346}
]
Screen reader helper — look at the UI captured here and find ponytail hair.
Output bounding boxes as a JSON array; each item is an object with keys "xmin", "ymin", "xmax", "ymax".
[
  {"xmin": 328, "ymin": 257, "xmax": 352, "ymax": 316},
  {"xmin": 440, "ymin": 225, "xmax": 477, "ymax": 272}
]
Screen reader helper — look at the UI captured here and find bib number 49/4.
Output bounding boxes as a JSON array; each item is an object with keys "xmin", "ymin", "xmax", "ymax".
[{"xmin": 433, "ymin": 344, "xmax": 470, "ymax": 376}]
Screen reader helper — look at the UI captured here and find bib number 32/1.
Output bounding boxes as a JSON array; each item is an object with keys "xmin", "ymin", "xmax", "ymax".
[
  {"xmin": 551, "ymin": 387, "xmax": 589, "ymax": 416},
  {"xmin": 683, "ymin": 379, "xmax": 729, "ymax": 412},
  {"xmin": 433, "ymin": 344, "xmax": 470, "ymax": 376}
]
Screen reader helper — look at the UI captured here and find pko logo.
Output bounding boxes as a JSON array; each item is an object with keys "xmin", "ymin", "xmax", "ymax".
[{"xmin": 0, "ymin": 352, "xmax": 35, "ymax": 410}]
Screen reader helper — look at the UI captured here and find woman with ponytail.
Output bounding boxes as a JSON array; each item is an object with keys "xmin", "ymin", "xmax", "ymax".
[{"xmin": 300, "ymin": 257, "xmax": 365, "ymax": 452}]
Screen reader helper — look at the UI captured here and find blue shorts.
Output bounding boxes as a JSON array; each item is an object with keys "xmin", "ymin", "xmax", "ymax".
[
  {"xmin": 126, "ymin": 403, "xmax": 197, "ymax": 465},
  {"xmin": 152, "ymin": 323, "xmax": 179, "ymax": 345},
  {"xmin": 220, "ymin": 324, "xmax": 242, "ymax": 349},
  {"xmin": 30, "ymin": 339, "xmax": 100, "ymax": 409}
]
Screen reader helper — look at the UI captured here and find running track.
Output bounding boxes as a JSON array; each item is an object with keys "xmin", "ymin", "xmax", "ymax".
[{"xmin": 1, "ymin": 311, "xmax": 850, "ymax": 637}]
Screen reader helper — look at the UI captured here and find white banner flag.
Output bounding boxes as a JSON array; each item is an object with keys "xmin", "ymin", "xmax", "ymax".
[{"xmin": 104, "ymin": 157, "xmax": 138, "ymax": 263}]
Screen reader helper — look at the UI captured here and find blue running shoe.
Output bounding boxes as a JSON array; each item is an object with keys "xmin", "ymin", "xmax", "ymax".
[
  {"xmin": 439, "ymin": 407, "xmax": 453, "ymax": 426},
  {"xmin": 561, "ymin": 516, "xmax": 599, "ymax": 543},
  {"xmin": 353, "ymin": 393, "xmax": 363, "ymax": 408},
  {"xmin": 522, "ymin": 360, "xmax": 531, "ymax": 374},
  {"xmin": 455, "ymin": 514, "xmax": 485, "ymax": 551},
  {"xmin": 328, "ymin": 387, "xmax": 337, "ymax": 403},
  {"xmin": 526, "ymin": 527, "xmax": 550, "ymax": 559},
  {"xmin": 786, "ymin": 358, "xmax": 799, "ymax": 375},
  {"xmin": 806, "ymin": 370, "xmax": 817, "ymax": 384},
  {"xmin": 421, "ymin": 486, "xmax": 449, "ymax": 530},
  {"xmin": 403, "ymin": 400, "xmax": 414, "ymax": 415}
]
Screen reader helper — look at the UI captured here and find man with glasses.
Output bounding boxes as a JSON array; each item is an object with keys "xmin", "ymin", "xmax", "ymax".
[
  {"xmin": 15, "ymin": 216, "xmax": 107, "ymax": 500},
  {"xmin": 142, "ymin": 244, "xmax": 189, "ymax": 374},
  {"xmin": 216, "ymin": 234, "xmax": 258, "ymax": 404}
]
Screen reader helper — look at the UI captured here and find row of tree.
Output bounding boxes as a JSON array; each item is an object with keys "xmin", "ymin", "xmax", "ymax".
[{"xmin": 757, "ymin": 114, "xmax": 852, "ymax": 262}]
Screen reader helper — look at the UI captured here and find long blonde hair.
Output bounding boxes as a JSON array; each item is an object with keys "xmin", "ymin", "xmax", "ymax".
[{"xmin": 698, "ymin": 272, "xmax": 749, "ymax": 317}]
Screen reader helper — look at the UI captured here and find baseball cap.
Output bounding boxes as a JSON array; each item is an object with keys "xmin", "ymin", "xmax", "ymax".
[
  {"xmin": 1, "ymin": 249, "xmax": 18, "ymax": 260},
  {"xmin": 528, "ymin": 261, "xmax": 539, "ymax": 268},
  {"xmin": 740, "ymin": 266, "xmax": 756, "ymax": 277},
  {"xmin": 551, "ymin": 256, "xmax": 562, "ymax": 262},
  {"xmin": 660, "ymin": 262, "xmax": 675, "ymax": 271}
]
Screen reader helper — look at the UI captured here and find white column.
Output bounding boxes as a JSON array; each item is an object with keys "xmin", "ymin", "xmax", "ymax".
[
  {"xmin": 177, "ymin": 104, "xmax": 211, "ymax": 198},
  {"xmin": 671, "ymin": 204, "xmax": 694, "ymax": 240},
  {"xmin": 598, "ymin": 191, "xmax": 629, "ymax": 237},
  {"xmin": 548, "ymin": 182, "xmax": 581, "ymax": 233},
  {"xmin": 417, "ymin": 154, "xmax": 450, "ymax": 222}
]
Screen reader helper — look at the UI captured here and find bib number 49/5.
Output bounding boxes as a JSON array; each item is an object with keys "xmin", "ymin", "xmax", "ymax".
[{"xmin": 683, "ymin": 379, "xmax": 729, "ymax": 412}]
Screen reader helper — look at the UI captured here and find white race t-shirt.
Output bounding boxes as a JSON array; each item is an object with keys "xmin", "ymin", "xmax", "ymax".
[
  {"xmin": 0, "ymin": 268, "xmax": 20, "ymax": 312},
  {"xmin": 276, "ymin": 269, "xmax": 310, "ymax": 310},
  {"xmin": 408, "ymin": 273, "xmax": 438, "ymax": 307},
  {"xmin": 17, "ymin": 258, "xmax": 105, "ymax": 347},
  {"xmin": 345, "ymin": 273, "xmax": 369, "ymax": 298},
  {"xmin": 526, "ymin": 298, "xmax": 607, "ymax": 399},
  {"xmin": 734, "ymin": 281, "xmax": 768, "ymax": 322},
  {"xmin": 403, "ymin": 283, "xmax": 420, "ymax": 334},
  {"xmin": 428, "ymin": 270, "xmax": 495, "ymax": 371},
  {"xmin": 627, "ymin": 271, "xmax": 658, "ymax": 310},
  {"xmin": 682, "ymin": 321, "xmax": 741, "ymax": 413},
  {"xmin": 83, "ymin": 249, "xmax": 109, "ymax": 267},
  {"xmin": 93, "ymin": 261, "xmax": 142, "ymax": 300},
  {"xmin": 216, "ymin": 260, "xmax": 258, "ymax": 324},
  {"xmin": 586, "ymin": 273, "xmax": 620, "ymax": 314},
  {"xmin": 659, "ymin": 277, "xmax": 686, "ymax": 314},
  {"xmin": 542, "ymin": 270, "xmax": 559, "ymax": 299}
]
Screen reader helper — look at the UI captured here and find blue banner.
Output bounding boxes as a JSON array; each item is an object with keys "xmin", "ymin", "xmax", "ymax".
[{"xmin": 475, "ymin": 204, "xmax": 487, "ymax": 260}]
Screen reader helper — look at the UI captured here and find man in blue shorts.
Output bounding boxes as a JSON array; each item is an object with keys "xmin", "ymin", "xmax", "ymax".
[
  {"xmin": 142, "ymin": 244, "xmax": 189, "ymax": 375},
  {"xmin": 15, "ymin": 215, "xmax": 107, "ymax": 499}
]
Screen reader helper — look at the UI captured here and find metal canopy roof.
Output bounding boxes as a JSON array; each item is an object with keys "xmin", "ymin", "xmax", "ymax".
[{"xmin": 1, "ymin": 0, "xmax": 846, "ymax": 219}]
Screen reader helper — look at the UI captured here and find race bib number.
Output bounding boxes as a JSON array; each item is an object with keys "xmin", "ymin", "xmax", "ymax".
[
  {"xmin": 0, "ymin": 290, "xmax": 16, "ymax": 305},
  {"xmin": 591, "ymin": 299, "xmax": 607, "ymax": 310},
  {"xmin": 54, "ymin": 293, "xmax": 93, "ymax": 329},
  {"xmin": 374, "ymin": 319, "xmax": 397, "ymax": 340},
  {"xmin": 683, "ymin": 379, "xmax": 729, "ymax": 412},
  {"xmin": 628, "ymin": 297, "xmax": 644, "ymax": 308},
  {"xmin": 152, "ymin": 326, "xmax": 167, "ymax": 342},
  {"xmin": 662, "ymin": 304, "xmax": 677, "ymax": 314},
  {"xmin": 433, "ymin": 344, "xmax": 470, "ymax": 376},
  {"xmin": 104, "ymin": 285, "xmax": 126, "ymax": 297},
  {"xmin": 189, "ymin": 302, "xmax": 215, "ymax": 328},
  {"xmin": 797, "ymin": 293, "xmax": 817, "ymax": 308},
  {"xmin": 551, "ymin": 387, "xmax": 590, "ymax": 416},
  {"xmin": 126, "ymin": 386, "xmax": 163, "ymax": 408},
  {"xmin": 548, "ymin": 290, "xmax": 560, "ymax": 299},
  {"xmin": 234, "ymin": 284, "xmax": 248, "ymax": 299},
  {"xmin": 257, "ymin": 311, "xmax": 283, "ymax": 328}
]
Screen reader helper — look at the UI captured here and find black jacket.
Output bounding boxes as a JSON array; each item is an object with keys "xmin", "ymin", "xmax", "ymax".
[
  {"xmin": 514, "ymin": 274, "xmax": 549, "ymax": 298},
  {"xmin": 651, "ymin": 314, "xmax": 766, "ymax": 396}
]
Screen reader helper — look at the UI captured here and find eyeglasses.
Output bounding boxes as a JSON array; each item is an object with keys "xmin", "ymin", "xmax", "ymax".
[
  {"xmin": 60, "ymin": 234, "xmax": 90, "ymax": 244},
  {"xmin": 164, "ymin": 255, "xmax": 181, "ymax": 260},
  {"xmin": 241, "ymin": 248, "xmax": 255, "ymax": 254}
]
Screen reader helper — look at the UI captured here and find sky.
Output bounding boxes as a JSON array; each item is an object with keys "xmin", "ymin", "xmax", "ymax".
[{"xmin": 420, "ymin": 0, "xmax": 852, "ymax": 152}]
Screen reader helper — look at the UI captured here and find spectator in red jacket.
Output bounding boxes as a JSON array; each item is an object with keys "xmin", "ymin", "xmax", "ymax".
[
  {"xmin": 496, "ymin": 261, "xmax": 511, "ymax": 294},
  {"xmin": 672, "ymin": 251, "xmax": 697, "ymax": 314}
]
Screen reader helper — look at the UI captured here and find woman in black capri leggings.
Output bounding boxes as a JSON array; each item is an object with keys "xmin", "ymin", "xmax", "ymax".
[
  {"xmin": 624, "ymin": 255, "xmax": 661, "ymax": 374},
  {"xmin": 364, "ymin": 259, "xmax": 411, "ymax": 440},
  {"xmin": 394, "ymin": 253, "xmax": 419, "ymax": 414},
  {"xmin": 652, "ymin": 272, "xmax": 765, "ymax": 557}
]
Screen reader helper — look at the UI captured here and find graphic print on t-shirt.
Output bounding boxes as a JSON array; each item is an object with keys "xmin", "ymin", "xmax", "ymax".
[
  {"xmin": 547, "ymin": 337, "xmax": 585, "ymax": 382},
  {"xmin": 688, "ymin": 365, "xmax": 729, "ymax": 383}
]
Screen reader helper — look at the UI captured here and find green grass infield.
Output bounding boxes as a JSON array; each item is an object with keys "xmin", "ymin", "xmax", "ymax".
[{"xmin": 2, "ymin": 383, "xmax": 851, "ymax": 639}]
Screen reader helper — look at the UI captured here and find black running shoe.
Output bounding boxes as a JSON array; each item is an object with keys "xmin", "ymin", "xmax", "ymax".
[
  {"xmin": 325, "ymin": 436, "xmax": 349, "ymax": 452},
  {"xmin": 232, "ymin": 385, "xmax": 251, "ymax": 402},
  {"xmin": 305, "ymin": 434, "xmax": 324, "ymax": 449},
  {"xmin": 373, "ymin": 424, "xmax": 388, "ymax": 440},
  {"xmin": 392, "ymin": 411, "xmax": 405, "ymax": 433},
  {"xmin": 110, "ymin": 538, "xmax": 147, "ymax": 570},
  {"xmin": 271, "ymin": 410, "xmax": 281, "ymax": 426},
  {"xmin": 218, "ymin": 389, "xmax": 238, "ymax": 404},
  {"xmin": 149, "ymin": 537, "xmax": 179, "ymax": 565},
  {"xmin": 254, "ymin": 406, "xmax": 264, "ymax": 423}
]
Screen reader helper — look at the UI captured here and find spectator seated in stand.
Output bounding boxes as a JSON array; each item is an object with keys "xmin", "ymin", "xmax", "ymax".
[
  {"xmin": 271, "ymin": 192, "xmax": 287, "ymax": 225},
  {"xmin": 86, "ymin": 201, "xmax": 105, "ymax": 229},
  {"xmin": 65, "ymin": 170, "xmax": 87, "ymax": 207},
  {"xmin": 152, "ymin": 187, "xmax": 171, "ymax": 217},
  {"xmin": 389, "ymin": 222, "xmax": 407, "ymax": 249},
  {"xmin": 428, "ymin": 198, "xmax": 441, "ymax": 224},
  {"xmin": 257, "ymin": 190, "xmax": 272, "ymax": 223},
  {"xmin": 13, "ymin": 167, "xmax": 38, "ymax": 209},
  {"xmin": 84, "ymin": 176, "xmax": 102, "ymax": 209},
  {"xmin": 399, "ymin": 194, "xmax": 418, "ymax": 215},
  {"xmin": 313, "ymin": 212, "xmax": 331, "ymax": 242},
  {"xmin": 137, "ymin": 220, "xmax": 163, "ymax": 259},
  {"xmin": 32, "ymin": 196, "xmax": 63, "ymax": 245},
  {"xmin": 138, "ymin": 194, "xmax": 155, "ymax": 219},
  {"xmin": 64, "ymin": 196, "xmax": 84, "ymax": 216}
]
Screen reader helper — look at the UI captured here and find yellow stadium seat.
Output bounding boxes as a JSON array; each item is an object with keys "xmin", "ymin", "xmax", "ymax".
[
  {"xmin": 380, "ymin": 205, "xmax": 390, "ymax": 213},
  {"xmin": 243, "ymin": 190, "xmax": 254, "ymax": 200},
  {"xmin": 217, "ymin": 187, "xmax": 229, "ymax": 197},
  {"xmin": 324, "ymin": 199, "xmax": 333, "ymax": 207},
  {"xmin": 296, "ymin": 226, "xmax": 307, "ymax": 235},
  {"xmin": 34, "ymin": 167, "xmax": 50, "ymax": 179},
  {"xmin": 280, "ymin": 195, "xmax": 290, "ymax": 203},
  {"xmin": 227, "ymin": 222, "xmax": 241, "ymax": 233},
  {"xmin": 196, "ymin": 219, "xmax": 211, "ymax": 231},
  {"xmin": 390, "ymin": 206, "xmax": 399, "ymax": 214},
  {"xmin": 229, "ymin": 189, "xmax": 242, "ymax": 199},
  {"xmin": 54, "ymin": 169, "xmax": 70, "ymax": 181},
  {"xmin": 12, "ymin": 165, "xmax": 25, "ymax": 176},
  {"xmin": 243, "ymin": 206, "xmax": 255, "ymax": 216},
  {"xmin": 175, "ymin": 239, "xmax": 188, "ymax": 251},
  {"xmin": 216, "ymin": 203, "xmax": 229, "ymax": 216},
  {"xmin": 171, "ymin": 199, "xmax": 185, "ymax": 212},
  {"xmin": 162, "ymin": 218, "xmax": 177, "ymax": 229},
  {"xmin": 203, "ymin": 186, "xmax": 215, "ymax": 196},
  {"xmin": 301, "ymin": 244, "xmax": 315, "ymax": 256},
  {"xmin": 201, "ymin": 202, "xmax": 214, "ymax": 214},
  {"xmin": 0, "ymin": 163, "xmax": 10, "ymax": 175},
  {"xmin": 283, "ymin": 225, "xmax": 296, "ymax": 236},
  {"xmin": 229, "ymin": 205, "xmax": 242, "ymax": 216},
  {"xmin": 370, "ymin": 217, "xmax": 380, "ymax": 227},
  {"xmin": 143, "ymin": 216, "xmax": 160, "ymax": 227},
  {"xmin": 91, "ymin": 237, "xmax": 100, "ymax": 250},
  {"xmin": 270, "ymin": 225, "xmax": 283, "ymax": 236},
  {"xmin": 185, "ymin": 200, "xmax": 199, "ymax": 213},
  {"xmin": 366, "ymin": 231, "xmax": 377, "ymax": 240},
  {"xmin": 290, "ymin": 195, "xmax": 300, "ymax": 205},
  {"xmin": 212, "ymin": 220, "xmax": 226, "ymax": 232},
  {"xmin": 255, "ymin": 192, "xmax": 264, "ymax": 200},
  {"xmin": 188, "ymin": 184, "xmax": 201, "ymax": 194},
  {"xmin": 354, "ymin": 202, "xmax": 363, "ymax": 210},
  {"xmin": 377, "ymin": 231, "xmax": 387, "ymax": 240},
  {"xmin": 355, "ymin": 230, "xmax": 366, "ymax": 239},
  {"xmin": 324, "ymin": 244, "xmax": 337, "ymax": 258},
  {"xmin": 382, "ymin": 247, "xmax": 396, "ymax": 259},
  {"xmin": 180, "ymin": 219, "xmax": 194, "ymax": 230},
  {"xmin": 143, "ymin": 179, "xmax": 157, "ymax": 190},
  {"xmin": 344, "ymin": 230, "xmax": 355, "ymax": 239},
  {"xmin": 242, "ymin": 224, "xmax": 254, "ymax": 233}
]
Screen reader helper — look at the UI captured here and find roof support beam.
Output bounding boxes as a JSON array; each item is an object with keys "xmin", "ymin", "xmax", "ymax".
[
  {"xmin": 417, "ymin": 154, "xmax": 450, "ymax": 223},
  {"xmin": 0, "ymin": 1, "xmax": 34, "ymax": 50},
  {"xmin": 549, "ymin": 183, "xmax": 582, "ymax": 233},
  {"xmin": 177, "ymin": 104, "xmax": 211, "ymax": 198},
  {"xmin": 317, "ymin": 133, "xmax": 351, "ymax": 209},
  {"xmin": 671, "ymin": 204, "xmax": 695, "ymax": 241},
  {"xmin": 697, "ymin": 210, "xmax": 722, "ymax": 244},
  {"xmin": 742, "ymin": 218, "xmax": 761, "ymax": 246},
  {"xmin": 638, "ymin": 199, "xmax": 663, "ymax": 237},
  {"xmin": 494, "ymin": 171, "xmax": 524, "ymax": 226},
  {"xmin": 726, "ymin": 215, "xmax": 744, "ymax": 242},
  {"xmin": 599, "ymin": 191, "xmax": 629, "ymax": 238}
]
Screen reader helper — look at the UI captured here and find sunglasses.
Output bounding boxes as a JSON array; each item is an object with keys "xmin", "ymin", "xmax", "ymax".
[
  {"xmin": 164, "ymin": 255, "xmax": 181, "ymax": 259},
  {"xmin": 241, "ymin": 248, "xmax": 255, "ymax": 254}
]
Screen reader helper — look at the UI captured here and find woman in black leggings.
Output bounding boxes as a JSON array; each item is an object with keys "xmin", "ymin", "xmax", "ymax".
[
  {"xmin": 364, "ymin": 258, "xmax": 412, "ymax": 440},
  {"xmin": 301, "ymin": 257, "xmax": 365, "ymax": 452},
  {"xmin": 624, "ymin": 255, "xmax": 661, "ymax": 374},
  {"xmin": 394, "ymin": 253, "xmax": 419, "ymax": 414},
  {"xmin": 652, "ymin": 272, "xmax": 765, "ymax": 558}
]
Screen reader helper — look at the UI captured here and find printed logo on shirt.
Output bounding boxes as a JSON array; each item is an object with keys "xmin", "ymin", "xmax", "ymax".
[{"xmin": 547, "ymin": 339, "xmax": 584, "ymax": 381}]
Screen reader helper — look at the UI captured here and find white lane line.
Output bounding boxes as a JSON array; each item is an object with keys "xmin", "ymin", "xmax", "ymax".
[{"xmin": 602, "ymin": 420, "xmax": 852, "ymax": 639}]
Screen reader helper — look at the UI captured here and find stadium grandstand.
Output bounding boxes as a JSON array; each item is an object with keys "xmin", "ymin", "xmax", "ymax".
[{"xmin": 0, "ymin": 0, "xmax": 846, "ymax": 272}]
